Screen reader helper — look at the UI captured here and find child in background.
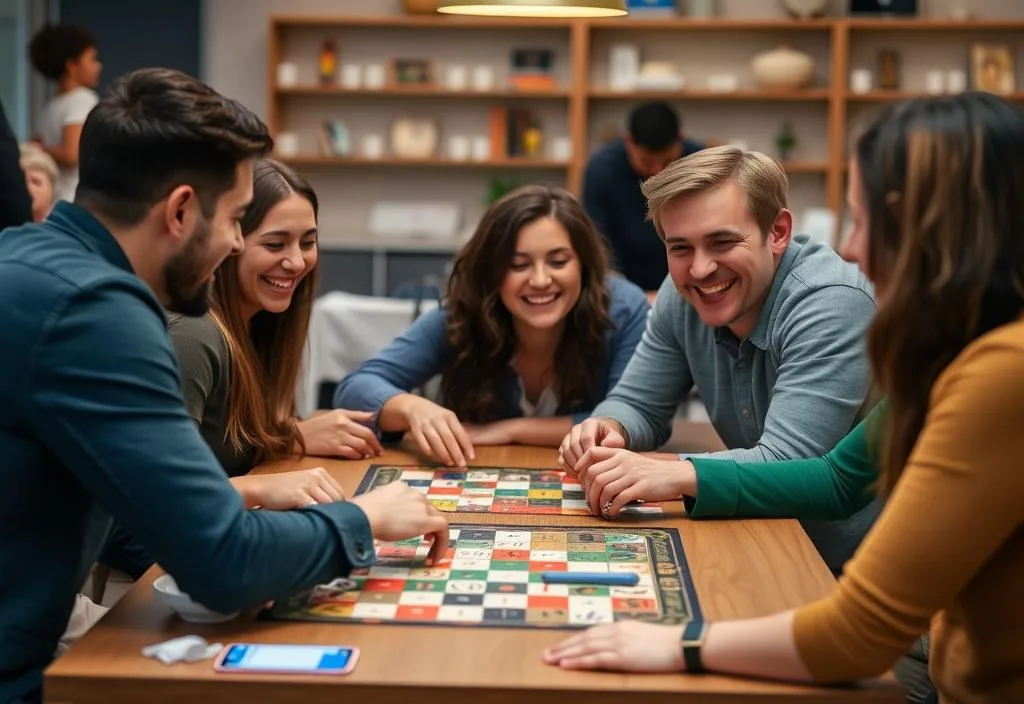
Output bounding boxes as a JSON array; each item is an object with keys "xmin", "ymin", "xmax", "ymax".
[{"xmin": 29, "ymin": 23, "xmax": 102, "ymax": 203}]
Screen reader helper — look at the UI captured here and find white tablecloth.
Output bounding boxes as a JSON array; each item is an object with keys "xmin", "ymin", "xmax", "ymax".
[{"xmin": 297, "ymin": 291, "xmax": 440, "ymax": 417}]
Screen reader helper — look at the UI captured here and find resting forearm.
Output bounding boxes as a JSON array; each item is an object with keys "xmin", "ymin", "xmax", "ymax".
[
  {"xmin": 703, "ymin": 611, "xmax": 813, "ymax": 682},
  {"xmin": 378, "ymin": 393, "xmax": 416, "ymax": 432}
]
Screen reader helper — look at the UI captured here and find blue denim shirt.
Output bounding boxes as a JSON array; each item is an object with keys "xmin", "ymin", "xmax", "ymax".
[
  {"xmin": 334, "ymin": 275, "xmax": 650, "ymax": 426},
  {"xmin": 0, "ymin": 203, "xmax": 374, "ymax": 704}
]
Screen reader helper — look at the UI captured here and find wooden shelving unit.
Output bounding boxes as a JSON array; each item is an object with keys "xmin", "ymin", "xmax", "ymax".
[{"xmin": 267, "ymin": 14, "xmax": 1024, "ymax": 238}]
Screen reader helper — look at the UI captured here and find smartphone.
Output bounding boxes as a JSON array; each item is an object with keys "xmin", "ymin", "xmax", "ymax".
[{"xmin": 213, "ymin": 643, "xmax": 359, "ymax": 675}]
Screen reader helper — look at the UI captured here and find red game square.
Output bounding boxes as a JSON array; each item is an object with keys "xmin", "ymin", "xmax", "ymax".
[
  {"xmin": 427, "ymin": 486, "xmax": 463, "ymax": 496},
  {"xmin": 396, "ymin": 605, "xmax": 440, "ymax": 620},
  {"xmin": 529, "ymin": 561, "xmax": 567, "ymax": 572},
  {"xmin": 492, "ymin": 549, "xmax": 529, "ymax": 561},
  {"xmin": 527, "ymin": 594, "xmax": 570, "ymax": 609},
  {"xmin": 527, "ymin": 506, "xmax": 562, "ymax": 515},
  {"xmin": 363, "ymin": 579, "xmax": 406, "ymax": 592}
]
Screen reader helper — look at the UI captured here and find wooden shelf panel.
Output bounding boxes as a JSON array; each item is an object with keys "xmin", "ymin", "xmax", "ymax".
[
  {"xmin": 846, "ymin": 91, "xmax": 1024, "ymax": 101},
  {"xmin": 780, "ymin": 162, "xmax": 829, "ymax": 174},
  {"xmin": 271, "ymin": 14, "xmax": 573, "ymax": 29},
  {"xmin": 275, "ymin": 85, "xmax": 571, "ymax": 98},
  {"xmin": 845, "ymin": 18, "xmax": 1024, "ymax": 31},
  {"xmin": 589, "ymin": 88, "xmax": 831, "ymax": 101},
  {"xmin": 586, "ymin": 17, "xmax": 834, "ymax": 30},
  {"xmin": 282, "ymin": 156, "xmax": 570, "ymax": 169}
]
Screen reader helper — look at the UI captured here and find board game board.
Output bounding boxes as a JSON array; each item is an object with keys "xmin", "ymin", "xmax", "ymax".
[
  {"xmin": 265, "ymin": 525, "xmax": 702, "ymax": 630},
  {"xmin": 355, "ymin": 464, "xmax": 673, "ymax": 516}
]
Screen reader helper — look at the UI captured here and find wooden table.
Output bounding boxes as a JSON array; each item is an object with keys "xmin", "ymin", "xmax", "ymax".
[{"xmin": 46, "ymin": 445, "xmax": 902, "ymax": 703}]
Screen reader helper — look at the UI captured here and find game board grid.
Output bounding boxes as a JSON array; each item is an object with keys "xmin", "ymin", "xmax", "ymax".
[
  {"xmin": 356, "ymin": 465, "xmax": 665, "ymax": 516},
  {"xmin": 265, "ymin": 525, "xmax": 702, "ymax": 631}
]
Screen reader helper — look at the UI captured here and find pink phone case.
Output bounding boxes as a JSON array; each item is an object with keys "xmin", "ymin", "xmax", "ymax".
[{"xmin": 213, "ymin": 643, "xmax": 360, "ymax": 675}]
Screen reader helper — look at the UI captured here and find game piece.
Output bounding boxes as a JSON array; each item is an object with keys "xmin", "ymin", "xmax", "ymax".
[
  {"xmin": 264, "ymin": 525, "xmax": 702, "ymax": 630},
  {"xmin": 355, "ymin": 464, "xmax": 678, "ymax": 517},
  {"xmin": 540, "ymin": 571, "xmax": 639, "ymax": 586}
]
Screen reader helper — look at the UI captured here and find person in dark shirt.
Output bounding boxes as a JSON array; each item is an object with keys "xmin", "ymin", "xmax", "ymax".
[
  {"xmin": 0, "ymin": 68, "xmax": 447, "ymax": 704},
  {"xmin": 0, "ymin": 99, "xmax": 33, "ymax": 231},
  {"xmin": 582, "ymin": 101, "xmax": 705, "ymax": 291}
]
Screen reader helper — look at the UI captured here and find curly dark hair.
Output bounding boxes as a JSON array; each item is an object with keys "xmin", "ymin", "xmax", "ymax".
[
  {"xmin": 29, "ymin": 23, "xmax": 96, "ymax": 81},
  {"xmin": 858, "ymin": 92, "xmax": 1024, "ymax": 495},
  {"xmin": 440, "ymin": 185, "xmax": 613, "ymax": 423}
]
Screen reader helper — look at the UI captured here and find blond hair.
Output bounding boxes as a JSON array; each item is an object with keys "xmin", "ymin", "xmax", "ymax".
[
  {"xmin": 640, "ymin": 145, "xmax": 788, "ymax": 238},
  {"xmin": 19, "ymin": 143, "xmax": 59, "ymax": 185}
]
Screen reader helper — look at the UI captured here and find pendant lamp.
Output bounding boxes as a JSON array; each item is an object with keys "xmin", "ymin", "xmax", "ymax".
[{"xmin": 437, "ymin": 0, "xmax": 628, "ymax": 18}]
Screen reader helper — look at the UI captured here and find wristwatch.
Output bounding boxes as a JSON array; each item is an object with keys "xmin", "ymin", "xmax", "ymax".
[{"xmin": 680, "ymin": 620, "xmax": 708, "ymax": 673}]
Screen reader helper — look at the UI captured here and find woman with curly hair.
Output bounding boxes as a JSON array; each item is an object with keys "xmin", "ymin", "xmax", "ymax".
[{"xmin": 334, "ymin": 184, "xmax": 650, "ymax": 466}]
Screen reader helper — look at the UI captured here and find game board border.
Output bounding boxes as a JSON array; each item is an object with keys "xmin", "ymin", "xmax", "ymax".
[{"xmin": 263, "ymin": 522, "xmax": 705, "ymax": 631}]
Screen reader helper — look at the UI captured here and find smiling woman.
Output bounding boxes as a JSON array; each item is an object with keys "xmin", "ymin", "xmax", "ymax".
[{"xmin": 334, "ymin": 184, "xmax": 651, "ymax": 467}]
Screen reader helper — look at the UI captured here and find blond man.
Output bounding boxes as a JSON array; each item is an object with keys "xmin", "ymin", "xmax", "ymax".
[{"xmin": 560, "ymin": 146, "xmax": 879, "ymax": 573}]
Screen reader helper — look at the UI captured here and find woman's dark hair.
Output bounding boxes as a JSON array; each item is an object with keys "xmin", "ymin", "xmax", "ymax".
[
  {"xmin": 858, "ymin": 91, "xmax": 1024, "ymax": 494},
  {"xmin": 440, "ymin": 185, "xmax": 613, "ymax": 423}
]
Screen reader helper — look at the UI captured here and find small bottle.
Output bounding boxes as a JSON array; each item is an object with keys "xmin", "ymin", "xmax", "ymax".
[{"xmin": 319, "ymin": 40, "xmax": 338, "ymax": 86}]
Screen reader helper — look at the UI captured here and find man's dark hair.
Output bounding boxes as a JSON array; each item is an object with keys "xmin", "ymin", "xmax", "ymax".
[
  {"xmin": 29, "ymin": 23, "xmax": 96, "ymax": 81},
  {"xmin": 77, "ymin": 68, "xmax": 273, "ymax": 225},
  {"xmin": 628, "ymin": 101, "xmax": 681, "ymax": 152}
]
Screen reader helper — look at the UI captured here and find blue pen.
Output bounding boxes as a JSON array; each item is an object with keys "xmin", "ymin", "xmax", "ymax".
[{"xmin": 540, "ymin": 571, "xmax": 639, "ymax": 586}]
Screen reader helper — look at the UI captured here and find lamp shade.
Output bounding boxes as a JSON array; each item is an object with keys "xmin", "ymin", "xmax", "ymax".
[{"xmin": 437, "ymin": 0, "xmax": 628, "ymax": 18}]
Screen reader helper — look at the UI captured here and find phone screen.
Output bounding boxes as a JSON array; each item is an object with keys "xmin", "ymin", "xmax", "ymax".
[{"xmin": 218, "ymin": 644, "xmax": 355, "ymax": 672}]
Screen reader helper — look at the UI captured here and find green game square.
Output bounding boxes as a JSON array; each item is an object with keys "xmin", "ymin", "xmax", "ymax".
[
  {"xmin": 450, "ymin": 570, "xmax": 488, "ymax": 581},
  {"xmin": 457, "ymin": 540, "xmax": 494, "ymax": 549},
  {"xmin": 404, "ymin": 580, "xmax": 445, "ymax": 592},
  {"xmin": 568, "ymin": 551, "xmax": 608, "ymax": 562},
  {"xmin": 491, "ymin": 560, "xmax": 530, "ymax": 571},
  {"xmin": 528, "ymin": 572, "xmax": 546, "ymax": 583},
  {"xmin": 464, "ymin": 482, "xmax": 495, "ymax": 490},
  {"xmin": 494, "ymin": 489, "xmax": 528, "ymax": 497}
]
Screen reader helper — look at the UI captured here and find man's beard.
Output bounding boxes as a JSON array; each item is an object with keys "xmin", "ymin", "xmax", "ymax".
[{"xmin": 164, "ymin": 217, "xmax": 215, "ymax": 317}]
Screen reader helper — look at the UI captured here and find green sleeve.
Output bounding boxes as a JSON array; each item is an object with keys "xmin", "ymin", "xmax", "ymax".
[{"xmin": 686, "ymin": 403, "xmax": 883, "ymax": 520}]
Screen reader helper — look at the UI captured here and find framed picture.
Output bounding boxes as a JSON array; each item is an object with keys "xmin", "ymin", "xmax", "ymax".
[
  {"xmin": 391, "ymin": 58, "xmax": 433, "ymax": 86},
  {"xmin": 970, "ymin": 44, "xmax": 1015, "ymax": 95}
]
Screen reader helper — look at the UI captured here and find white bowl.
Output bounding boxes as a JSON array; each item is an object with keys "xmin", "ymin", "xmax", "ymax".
[{"xmin": 152, "ymin": 574, "xmax": 240, "ymax": 624}]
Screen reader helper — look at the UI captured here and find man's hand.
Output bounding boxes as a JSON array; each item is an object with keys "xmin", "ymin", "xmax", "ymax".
[
  {"xmin": 349, "ymin": 481, "xmax": 450, "ymax": 565},
  {"xmin": 558, "ymin": 418, "xmax": 626, "ymax": 475},
  {"xmin": 574, "ymin": 447, "xmax": 695, "ymax": 516}
]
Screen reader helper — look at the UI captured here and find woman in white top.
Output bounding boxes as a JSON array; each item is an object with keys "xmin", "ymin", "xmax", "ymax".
[{"xmin": 29, "ymin": 23, "xmax": 102, "ymax": 203}]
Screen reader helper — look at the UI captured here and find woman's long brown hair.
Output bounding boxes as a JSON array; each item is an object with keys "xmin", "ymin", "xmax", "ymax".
[
  {"xmin": 440, "ymin": 185, "xmax": 612, "ymax": 423},
  {"xmin": 210, "ymin": 158, "xmax": 320, "ymax": 463},
  {"xmin": 857, "ymin": 92, "xmax": 1024, "ymax": 495}
]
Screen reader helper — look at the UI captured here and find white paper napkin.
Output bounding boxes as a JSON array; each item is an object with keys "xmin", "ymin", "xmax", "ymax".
[{"xmin": 141, "ymin": 635, "xmax": 223, "ymax": 665}]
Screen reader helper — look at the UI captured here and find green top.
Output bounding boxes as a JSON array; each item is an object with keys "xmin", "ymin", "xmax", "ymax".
[{"xmin": 687, "ymin": 404, "xmax": 883, "ymax": 520}]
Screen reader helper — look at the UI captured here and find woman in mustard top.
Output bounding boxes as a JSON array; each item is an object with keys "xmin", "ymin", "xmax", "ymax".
[{"xmin": 545, "ymin": 91, "xmax": 1024, "ymax": 703}]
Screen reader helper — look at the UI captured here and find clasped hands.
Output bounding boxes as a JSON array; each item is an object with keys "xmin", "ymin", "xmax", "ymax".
[{"xmin": 558, "ymin": 418, "xmax": 693, "ymax": 516}]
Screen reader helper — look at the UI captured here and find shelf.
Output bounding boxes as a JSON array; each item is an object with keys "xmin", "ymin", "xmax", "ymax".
[
  {"xmin": 846, "ymin": 90, "xmax": 1024, "ymax": 102},
  {"xmin": 282, "ymin": 156, "xmax": 570, "ymax": 169},
  {"xmin": 275, "ymin": 85, "xmax": 571, "ymax": 99},
  {"xmin": 586, "ymin": 17, "xmax": 834, "ymax": 30},
  {"xmin": 589, "ymin": 88, "xmax": 831, "ymax": 101},
  {"xmin": 845, "ymin": 18, "xmax": 1024, "ymax": 31},
  {"xmin": 271, "ymin": 14, "xmax": 574, "ymax": 29},
  {"xmin": 780, "ymin": 161, "xmax": 829, "ymax": 174}
]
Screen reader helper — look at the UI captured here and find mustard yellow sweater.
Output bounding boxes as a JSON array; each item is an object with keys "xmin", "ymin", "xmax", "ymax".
[{"xmin": 793, "ymin": 318, "xmax": 1024, "ymax": 704}]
